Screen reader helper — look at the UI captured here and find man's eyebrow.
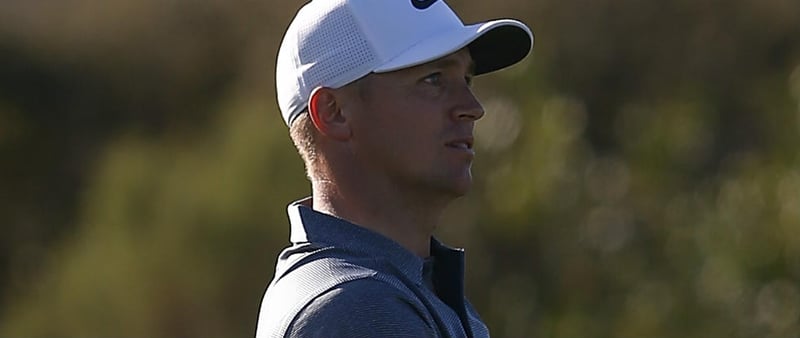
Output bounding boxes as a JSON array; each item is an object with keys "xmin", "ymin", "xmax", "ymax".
[{"xmin": 425, "ymin": 56, "xmax": 476, "ymax": 75}]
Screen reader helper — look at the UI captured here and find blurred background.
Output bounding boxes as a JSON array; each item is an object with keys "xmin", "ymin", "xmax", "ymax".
[{"xmin": 1, "ymin": 0, "xmax": 799, "ymax": 337}]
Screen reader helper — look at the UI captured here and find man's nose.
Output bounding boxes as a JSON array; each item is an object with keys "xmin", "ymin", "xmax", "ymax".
[{"xmin": 452, "ymin": 85, "xmax": 485, "ymax": 121}]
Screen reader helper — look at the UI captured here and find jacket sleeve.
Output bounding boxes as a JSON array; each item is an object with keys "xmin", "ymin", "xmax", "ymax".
[{"xmin": 286, "ymin": 278, "xmax": 437, "ymax": 338}]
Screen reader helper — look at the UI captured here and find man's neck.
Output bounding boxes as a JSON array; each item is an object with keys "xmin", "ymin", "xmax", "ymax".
[{"xmin": 310, "ymin": 178, "xmax": 448, "ymax": 258}]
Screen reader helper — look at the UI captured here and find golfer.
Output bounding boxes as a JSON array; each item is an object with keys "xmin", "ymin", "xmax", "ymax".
[{"xmin": 256, "ymin": 0, "xmax": 533, "ymax": 336}]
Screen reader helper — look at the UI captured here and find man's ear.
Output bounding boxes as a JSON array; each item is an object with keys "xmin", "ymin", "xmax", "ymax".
[{"xmin": 308, "ymin": 87, "xmax": 351, "ymax": 141}]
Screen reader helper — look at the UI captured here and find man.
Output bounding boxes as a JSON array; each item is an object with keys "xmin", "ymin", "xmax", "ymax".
[{"xmin": 256, "ymin": 0, "xmax": 533, "ymax": 337}]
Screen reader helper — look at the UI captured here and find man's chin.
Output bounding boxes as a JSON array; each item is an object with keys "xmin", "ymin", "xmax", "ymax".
[
  {"xmin": 407, "ymin": 170, "xmax": 473, "ymax": 201},
  {"xmin": 437, "ymin": 175, "xmax": 473, "ymax": 199}
]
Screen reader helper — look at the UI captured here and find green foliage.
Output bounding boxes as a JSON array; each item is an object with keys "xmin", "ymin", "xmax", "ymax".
[
  {"xmin": 3, "ymin": 102, "xmax": 308, "ymax": 337},
  {"xmin": 2, "ymin": 0, "xmax": 800, "ymax": 337}
]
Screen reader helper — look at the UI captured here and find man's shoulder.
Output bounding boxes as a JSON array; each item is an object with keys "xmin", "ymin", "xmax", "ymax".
[
  {"xmin": 288, "ymin": 278, "xmax": 436, "ymax": 337},
  {"xmin": 264, "ymin": 250, "xmax": 420, "ymax": 310},
  {"xmin": 256, "ymin": 252, "xmax": 427, "ymax": 337},
  {"xmin": 299, "ymin": 277, "xmax": 417, "ymax": 308},
  {"xmin": 260, "ymin": 252, "xmax": 380, "ymax": 311}
]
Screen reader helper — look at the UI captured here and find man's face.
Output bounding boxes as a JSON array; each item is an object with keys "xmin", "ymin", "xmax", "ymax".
[{"xmin": 343, "ymin": 48, "xmax": 484, "ymax": 199}]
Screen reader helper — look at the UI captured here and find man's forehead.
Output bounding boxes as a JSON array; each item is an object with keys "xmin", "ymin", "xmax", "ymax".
[
  {"xmin": 391, "ymin": 48, "xmax": 476, "ymax": 75},
  {"xmin": 426, "ymin": 49, "xmax": 476, "ymax": 72},
  {"xmin": 342, "ymin": 48, "xmax": 475, "ymax": 88}
]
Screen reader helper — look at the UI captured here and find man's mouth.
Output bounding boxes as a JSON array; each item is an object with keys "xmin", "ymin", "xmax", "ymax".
[{"xmin": 446, "ymin": 137, "xmax": 474, "ymax": 151}]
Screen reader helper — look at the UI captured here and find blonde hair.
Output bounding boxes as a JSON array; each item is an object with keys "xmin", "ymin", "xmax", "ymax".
[{"xmin": 289, "ymin": 112, "xmax": 318, "ymax": 179}]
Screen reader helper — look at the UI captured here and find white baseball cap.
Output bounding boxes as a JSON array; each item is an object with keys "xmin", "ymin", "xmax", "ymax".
[{"xmin": 276, "ymin": 0, "xmax": 534, "ymax": 126}]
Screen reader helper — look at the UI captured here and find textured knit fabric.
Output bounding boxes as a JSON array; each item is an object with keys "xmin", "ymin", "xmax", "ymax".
[{"xmin": 255, "ymin": 197, "xmax": 490, "ymax": 338}]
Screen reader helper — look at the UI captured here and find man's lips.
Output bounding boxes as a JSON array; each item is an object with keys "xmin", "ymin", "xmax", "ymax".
[{"xmin": 445, "ymin": 137, "xmax": 474, "ymax": 151}]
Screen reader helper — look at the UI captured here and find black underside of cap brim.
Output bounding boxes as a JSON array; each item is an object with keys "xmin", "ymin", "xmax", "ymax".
[{"xmin": 469, "ymin": 25, "xmax": 533, "ymax": 75}]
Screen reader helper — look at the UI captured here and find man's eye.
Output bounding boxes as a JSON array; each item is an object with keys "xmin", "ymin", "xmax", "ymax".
[{"xmin": 423, "ymin": 72, "xmax": 442, "ymax": 85}]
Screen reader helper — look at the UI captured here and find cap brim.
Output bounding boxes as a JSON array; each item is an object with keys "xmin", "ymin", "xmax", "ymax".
[{"xmin": 373, "ymin": 19, "xmax": 533, "ymax": 75}]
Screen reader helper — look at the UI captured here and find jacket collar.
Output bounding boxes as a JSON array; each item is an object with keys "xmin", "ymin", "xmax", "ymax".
[{"xmin": 286, "ymin": 197, "xmax": 465, "ymax": 286}]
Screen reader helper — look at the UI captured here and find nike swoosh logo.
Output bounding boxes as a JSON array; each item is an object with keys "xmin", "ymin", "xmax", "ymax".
[{"xmin": 411, "ymin": 0, "xmax": 438, "ymax": 10}]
